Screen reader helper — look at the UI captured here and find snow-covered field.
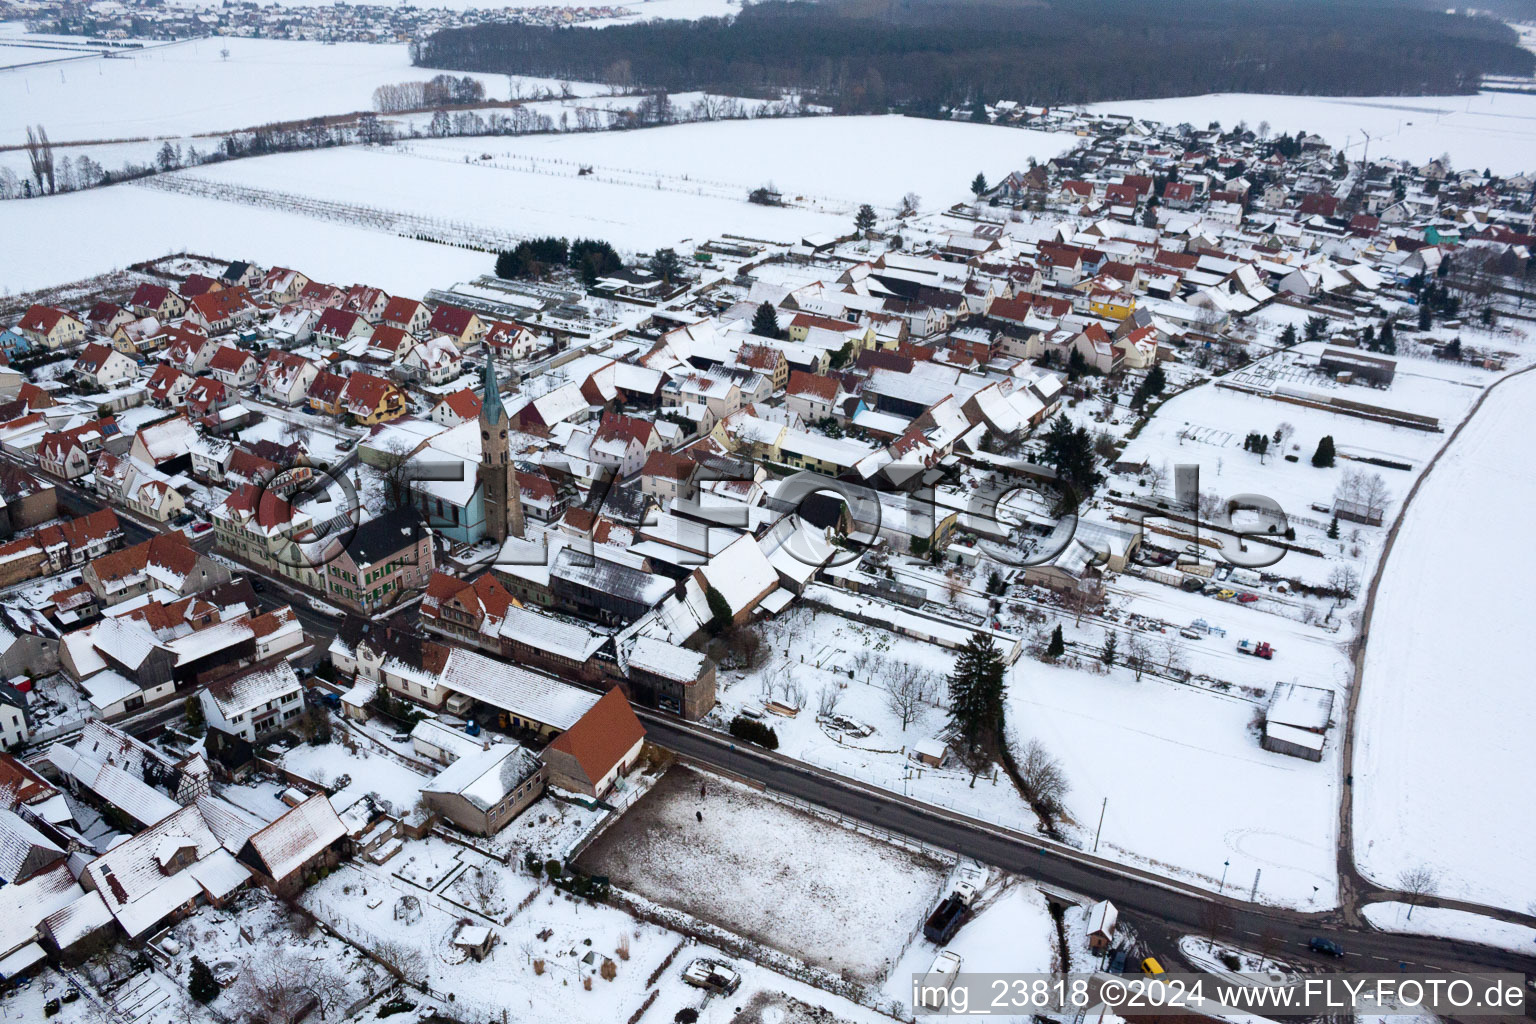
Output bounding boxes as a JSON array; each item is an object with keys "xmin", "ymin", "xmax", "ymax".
[
  {"xmin": 1082, "ymin": 92, "xmax": 1536, "ymax": 174},
  {"xmin": 0, "ymin": 181, "xmax": 492, "ymax": 296},
  {"xmin": 1362, "ymin": 902, "xmax": 1536, "ymax": 956},
  {"xmin": 0, "ymin": 33, "xmax": 594, "ymax": 144},
  {"xmin": 577, "ymin": 766, "xmax": 950, "ymax": 984},
  {"xmin": 0, "ymin": 114, "xmax": 1066, "ymax": 293},
  {"xmin": 1353, "ymin": 367, "xmax": 1536, "ymax": 915}
]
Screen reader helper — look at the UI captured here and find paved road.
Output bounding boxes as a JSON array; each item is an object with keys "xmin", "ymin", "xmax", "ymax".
[{"xmin": 640, "ymin": 714, "xmax": 1536, "ymax": 986}]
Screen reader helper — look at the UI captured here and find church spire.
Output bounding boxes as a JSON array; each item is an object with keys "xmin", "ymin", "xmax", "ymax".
[{"xmin": 482, "ymin": 356, "xmax": 506, "ymax": 426}]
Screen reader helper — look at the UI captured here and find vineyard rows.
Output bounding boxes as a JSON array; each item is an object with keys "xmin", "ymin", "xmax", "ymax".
[{"xmin": 132, "ymin": 172, "xmax": 532, "ymax": 252}]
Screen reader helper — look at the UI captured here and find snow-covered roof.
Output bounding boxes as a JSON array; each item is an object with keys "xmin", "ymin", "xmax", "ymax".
[
  {"xmin": 423, "ymin": 743, "xmax": 541, "ymax": 811},
  {"xmin": 244, "ymin": 793, "xmax": 345, "ymax": 882},
  {"xmin": 436, "ymin": 648, "xmax": 599, "ymax": 731}
]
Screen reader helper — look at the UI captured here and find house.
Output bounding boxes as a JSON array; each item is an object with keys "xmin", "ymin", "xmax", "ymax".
[
  {"xmin": 341, "ymin": 284, "xmax": 391, "ymax": 322},
  {"xmin": 208, "ymin": 345, "xmax": 259, "ymax": 388},
  {"xmin": 540, "ymin": 687, "xmax": 645, "ymax": 798},
  {"xmin": 912, "ymin": 737, "xmax": 947, "ymax": 768},
  {"xmin": 221, "ymin": 261, "xmax": 259, "ymax": 288},
  {"xmin": 783, "ymin": 371, "xmax": 842, "ymax": 423},
  {"xmin": 365, "ymin": 325, "xmax": 416, "ymax": 365},
  {"xmin": 184, "ymin": 288, "xmax": 258, "ymax": 333},
  {"xmin": 147, "ymin": 365, "xmax": 195, "ymax": 408},
  {"xmin": 428, "ymin": 306, "xmax": 485, "ymax": 349},
  {"xmin": 184, "ymin": 377, "xmax": 234, "ymax": 419},
  {"xmin": 339, "ymin": 372, "xmax": 408, "ymax": 425},
  {"xmin": 314, "ymin": 308, "xmax": 371, "ymax": 348},
  {"xmin": 484, "ymin": 320, "xmax": 539, "ymax": 362},
  {"xmin": 73, "ymin": 343, "xmax": 139, "ymax": 388},
  {"xmin": 638, "ymin": 449, "xmax": 698, "ymax": 506},
  {"xmin": 18, "ymin": 305, "xmax": 86, "ymax": 350},
  {"xmin": 306, "ymin": 370, "xmax": 349, "ymax": 415},
  {"xmin": 0, "ymin": 463, "xmax": 57, "ymax": 535},
  {"xmin": 236, "ymin": 793, "xmax": 346, "ymax": 897},
  {"xmin": 297, "ymin": 280, "xmax": 345, "ymax": 312},
  {"xmin": 400, "ymin": 336, "xmax": 464, "ymax": 385},
  {"xmin": 87, "ymin": 301, "xmax": 135, "ymax": 335},
  {"xmin": 200, "ymin": 661, "xmax": 304, "ymax": 743},
  {"xmin": 36, "ymin": 417, "xmax": 119, "ymax": 479},
  {"xmin": 421, "ymin": 743, "xmax": 546, "ymax": 836},
  {"xmin": 82, "ymin": 533, "xmax": 232, "ymax": 607},
  {"xmin": 430, "ymin": 389, "xmax": 482, "ymax": 427},
  {"xmin": 259, "ymin": 351, "xmax": 319, "ymax": 406},
  {"xmin": 0, "ymin": 686, "xmax": 29, "ymax": 752},
  {"xmin": 128, "ymin": 283, "xmax": 186, "ymax": 321},
  {"xmin": 260, "ymin": 267, "xmax": 311, "ymax": 304},
  {"xmin": 320, "ymin": 507, "xmax": 435, "ymax": 614},
  {"xmin": 410, "ymin": 717, "xmax": 489, "ymax": 766},
  {"xmin": 380, "ymin": 296, "xmax": 431, "ymax": 336}
]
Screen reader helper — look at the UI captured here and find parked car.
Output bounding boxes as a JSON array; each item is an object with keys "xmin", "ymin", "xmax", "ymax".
[
  {"xmin": 1237, "ymin": 592, "xmax": 1259, "ymax": 603},
  {"xmin": 919, "ymin": 951, "xmax": 962, "ymax": 1009},
  {"xmin": 191, "ymin": 521, "xmax": 213, "ymax": 534},
  {"xmin": 170, "ymin": 512, "xmax": 194, "ymax": 527},
  {"xmin": 1140, "ymin": 957, "xmax": 1165, "ymax": 975},
  {"xmin": 251, "ymin": 579, "xmax": 266, "ymax": 593},
  {"xmin": 1308, "ymin": 937, "xmax": 1344, "ymax": 957}
]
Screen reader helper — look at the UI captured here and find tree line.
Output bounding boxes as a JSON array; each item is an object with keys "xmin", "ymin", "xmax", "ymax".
[{"xmin": 414, "ymin": 0, "xmax": 1533, "ymax": 114}]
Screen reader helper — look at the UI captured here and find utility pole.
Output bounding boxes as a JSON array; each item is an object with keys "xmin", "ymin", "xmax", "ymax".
[
  {"xmin": 1220, "ymin": 859, "xmax": 1230, "ymax": 892},
  {"xmin": 1250, "ymin": 868, "xmax": 1262, "ymax": 902},
  {"xmin": 1093, "ymin": 797, "xmax": 1107, "ymax": 852}
]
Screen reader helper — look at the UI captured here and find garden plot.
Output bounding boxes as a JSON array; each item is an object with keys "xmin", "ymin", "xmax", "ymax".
[
  {"xmin": 711, "ymin": 606, "xmax": 1040, "ymax": 832},
  {"xmin": 577, "ymin": 766, "xmax": 950, "ymax": 985},
  {"xmin": 306, "ymin": 838, "xmax": 899, "ymax": 1024}
]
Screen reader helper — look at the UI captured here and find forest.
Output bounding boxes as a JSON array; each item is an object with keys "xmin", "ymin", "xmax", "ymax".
[{"xmin": 413, "ymin": 0, "xmax": 1535, "ymax": 113}]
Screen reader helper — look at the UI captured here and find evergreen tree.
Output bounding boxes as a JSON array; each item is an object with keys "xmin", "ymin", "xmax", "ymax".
[
  {"xmin": 1045, "ymin": 624, "xmax": 1065, "ymax": 661},
  {"xmin": 970, "ymin": 172, "xmax": 988, "ymax": 197},
  {"xmin": 1327, "ymin": 516, "xmax": 1339, "ymax": 539},
  {"xmin": 1041, "ymin": 414, "xmax": 1101, "ymax": 507},
  {"xmin": 1143, "ymin": 364, "xmax": 1167, "ymax": 397},
  {"xmin": 1304, "ymin": 315, "xmax": 1329, "ymax": 341},
  {"xmin": 1100, "ymin": 629, "xmax": 1117, "ymax": 667},
  {"xmin": 970, "ymin": 93, "xmax": 988, "ymax": 123},
  {"xmin": 1279, "ymin": 323, "xmax": 1298, "ymax": 347},
  {"xmin": 1417, "ymin": 303, "xmax": 1433, "ymax": 331},
  {"xmin": 986, "ymin": 570, "xmax": 1006, "ymax": 595},
  {"xmin": 947, "ymin": 632, "xmax": 1007, "ymax": 754},
  {"xmin": 705, "ymin": 586, "xmax": 732, "ymax": 635},
  {"xmin": 649, "ymin": 247, "xmax": 683, "ymax": 284},
  {"xmin": 751, "ymin": 301, "xmax": 781, "ymax": 338},
  {"xmin": 1361, "ymin": 325, "xmax": 1376, "ymax": 351},
  {"xmin": 1312, "ymin": 435, "xmax": 1336, "ymax": 468},
  {"xmin": 569, "ymin": 237, "xmax": 621, "ymax": 286},
  {"xmin": 183, "ymin": 695, "xmax": 204, "ymax": 735},
  {"xmin": 1379, "ymin": 320, "xmax": 1396, "ymax": 354},
  {"xmin": 189, "ymin": 957, "xmax": 219, "ymax": 1004},
  {"xmin": 855, "ymin": 203, "xmax": 877, "ymax": 234}
]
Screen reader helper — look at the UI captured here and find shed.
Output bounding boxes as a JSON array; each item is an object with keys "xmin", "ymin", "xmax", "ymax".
[
  {"xmin": 452, "ymin": 923, "xmax": 494, "ymax": 961},
  {"xmin": 912, "ymin": 738, "xmax": 948, "ymax": 768},
  {"xmin": 1086, "ymin": 899, "xmax": 1119, "ymax": 951},
  {"xmin": 1261, "ymin": 682, "xmax": 1335, "ymax": 762}
]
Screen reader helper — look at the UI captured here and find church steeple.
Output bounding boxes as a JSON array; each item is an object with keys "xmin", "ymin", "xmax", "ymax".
[
  {"xmin": 478, "ymin": 355, "xmax": 523, "ymax": 542},
  {"xmin": 482, "ymin": 356, "xmax": 506, "ymax": 426}
]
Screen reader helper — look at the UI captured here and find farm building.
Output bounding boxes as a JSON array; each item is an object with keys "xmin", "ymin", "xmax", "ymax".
[{"xmin": 1261, "ymin": 682, "xmax": 1336, "ymax": 762}]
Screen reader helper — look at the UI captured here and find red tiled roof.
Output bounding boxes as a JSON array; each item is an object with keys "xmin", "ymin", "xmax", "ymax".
[
  {"xmin": 545, "ymin": 687, "xmax": 644, "ymax": 786},
  {"xmin": 786, "ymin": 370, "xmax": 839, "ymax": 402}
]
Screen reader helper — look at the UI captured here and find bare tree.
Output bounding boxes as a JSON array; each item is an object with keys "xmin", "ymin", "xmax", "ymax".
[
  {"xmin": 1124, "ymin": 633, "xmax": 1152, "ymax": 681},
  {"xmin": 282, "ymin": 418, "xmax": 314, "ymax": 449},
  {"xmin": 25, "ymin": 124, "xmax": 54, "ymax": 194},
  {"xmin": 899, "ymin": 192, "xmax": 921, "ymax": 218},
  {"xmin": 1398, "ymin": 865, "xmax": 1439, "ymax": 919},
  {"xmin": 1198, "ymin": 490, "xmax": 1224, "ymax": 523},
  {"xmin": 1326, "ymin": 565, "xmax": 1360, "ymax": 600},
  {"xmin": 1160, "ymin": 636, "xmax": 1186, "ymax": 676},
  {"xmin": 1143, "ymin": 461, "xmax": 1168, "ymax": 493},
  {"xmin": 375, "ymin": 437, "xmax": 419, "ymax": 514},
  {"xmin": 235, "ymin": 948, "xmax": 351, "ymax": 1023},
  {"xmin": 372, "ymin": 937, "xmax": 428, "ymax": 980},
  {"xmin": 816, "ymin": 682, "xmax": 841, "ymax": 719},
  {"xmin": 1016, "ymin": 739, "xmax": 1070, "ymax": 814},
  {"xmin": 1061, "ymin": 585, "xmax": 1097, "ymax": 627},
  {"xmin": 942, "ymin": 570, "xmax": 965, "ymax": 605},
  {"xmin": 884, "ymin": 663, "xmax": 935, "ymax": 731}
]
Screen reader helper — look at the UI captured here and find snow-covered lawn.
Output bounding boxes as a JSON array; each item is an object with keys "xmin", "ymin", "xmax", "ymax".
[
  {"xmin": 577, "ymin": 765, "xmax": 951, "ymax": 985},
  {"xmin": 1353, "ymin": 368, "xmax": 1536, "ymax": 914},
  {"xmin": 1082, "ymin": 91, "xmax": 1536, "ymax": 173},
  {"xmin": 1361, "ymin": 902, "xmax": 1536, "ymax": 956}
]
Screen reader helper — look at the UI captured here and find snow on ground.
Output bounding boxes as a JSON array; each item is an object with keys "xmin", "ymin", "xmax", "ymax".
[
  {"xmin": 1361, "ymin": 902, "xmax": 1536, "ymax": 956},
  {"xmin": 0, "ymin": 33, "xmax": 598, "ymax": 144},
  {"xmin": 306, "ymin": 826, "xmax": 901, "ymax": 1024},
  {"xmin": 882, "ymin": 877, "xmax": 1057, "ymax": 1015},
  {"xmin": 712, "ymin": 606, "xmax": 1041, "ymax": 831},
  {"xmin": 1082, "ymin": 91, "xmax": 1536, "ymax": 174},
  {"xmin": 412, "ymin": 115, "xmax": 1069, "ymax": 212},
  {"xmin": 577, "ymin": 765, "xmax": 950, "ymax": 985},
  {"xmin": 0, "ymin": 180, "xmax": 492, "ymax": 295},
  {"xmin": 1353, "ymin": 367, "xmax": 1536, "ymax": 914}
]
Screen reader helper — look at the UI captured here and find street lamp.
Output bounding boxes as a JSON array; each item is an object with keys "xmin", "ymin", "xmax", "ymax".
[{"xmin": 1220, "ymin": 859, "xmax": 1230, "ymax": 892}]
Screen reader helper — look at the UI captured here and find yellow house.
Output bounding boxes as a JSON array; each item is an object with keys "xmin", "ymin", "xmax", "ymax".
[
  {"xmin": 786, "ymin": 312, "xmax": 875, "ymax": 353},
  {"xmin": 19, "ymin": 305, "xmax": 86, "ymax": 350},
  {"xmin": 1089, "ymin": 290, "xmax": 1137, "ymax": 321},
  {"xmin": 340, "ymin": 372, "xmax": 408, "ymax": 425}
]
